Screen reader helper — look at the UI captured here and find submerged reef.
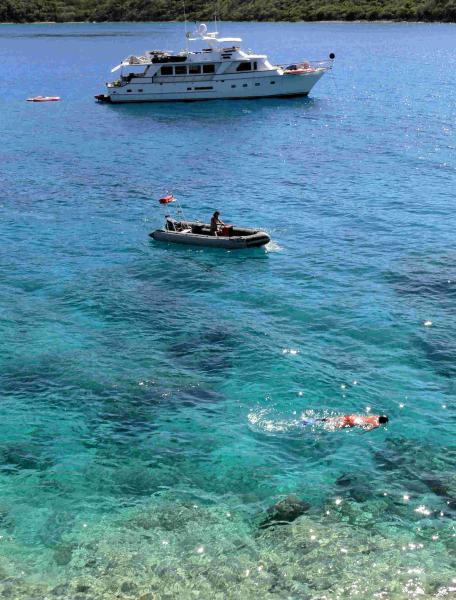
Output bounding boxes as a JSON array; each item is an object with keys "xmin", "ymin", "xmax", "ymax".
[{"xmin": 0, "ymin": 493, "xmax": 454, "ymax": 599}]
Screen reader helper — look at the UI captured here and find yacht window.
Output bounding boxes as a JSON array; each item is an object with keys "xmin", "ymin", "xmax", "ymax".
[
  {"xmin": 189, "ymin": 65, "xmax": 201, "ymax": 74},
  {"xmin": 255, "ymin": 82, "xmax": 260, "ymax": 86},
  {"xmin": 202, "ymin": 64, "xmax": 215, "ymax": 74},
  {"xmin": 160, "ymin": 66, "xmax": 173, "ymax": 75},
  {"xmin": 231, "ymin": 85, "xmax": 236, "ymax": 88},
  {"xmin": 270, "ymin": 81, "xmax": 276, "ymax": 84},
  {"xmin": 236, "ymin": 62, "xmax": 251, "ymax": 72},
  {"xmin": 138, "ymin": 89, "xmax": 143, "ymax": 92},
  {"xmin": 254, "ymin": 62, "xmax": 258, "ymax": 70},
  {"xmin": 242, "ymin": 84, "xmax": 247, "ymax": 87},
  {"xmin": 127, "ymin": 89, "xmax": 132, "ymax": 92},
  {"xmin": 175, "ymin": 66, "xmax": 187, "ymax": 75}
]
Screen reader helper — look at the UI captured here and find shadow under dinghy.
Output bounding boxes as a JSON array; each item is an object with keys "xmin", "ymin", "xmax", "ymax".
[{"xmin": 150, "ymin": 218, "xmax": 270, "ymax": 249}]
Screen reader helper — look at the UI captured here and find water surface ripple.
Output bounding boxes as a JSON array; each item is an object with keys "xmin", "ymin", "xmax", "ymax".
[{"xmin": 0, "ymin": 21, "xmax": 455, "ymax": 599}]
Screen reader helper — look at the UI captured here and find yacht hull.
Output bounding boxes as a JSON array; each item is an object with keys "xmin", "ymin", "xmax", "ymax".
[{"xmin": 103, "ymin": 71, "xmax": 325, "ymax": 103}]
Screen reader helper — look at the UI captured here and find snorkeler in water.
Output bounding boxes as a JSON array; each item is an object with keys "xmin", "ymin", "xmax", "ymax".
[{"xmin": 301, "ymin": 415, "xmax": 389, "ymax": 431}]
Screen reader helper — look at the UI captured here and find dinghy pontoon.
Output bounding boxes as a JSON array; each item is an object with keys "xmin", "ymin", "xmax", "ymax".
[{"xmin": 150, "ymin": 218, "xmax": 270, "ymax": 249}]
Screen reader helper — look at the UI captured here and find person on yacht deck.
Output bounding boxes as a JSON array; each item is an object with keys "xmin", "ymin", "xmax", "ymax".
[{"xmin": 210, "ymin": 211, "xmax": 225, "ymax": 235}]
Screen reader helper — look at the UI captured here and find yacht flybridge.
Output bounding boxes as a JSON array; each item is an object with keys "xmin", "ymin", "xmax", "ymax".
[{"xmin": 95, "ymin": 24, "xmax": 334, "ymax": 103}]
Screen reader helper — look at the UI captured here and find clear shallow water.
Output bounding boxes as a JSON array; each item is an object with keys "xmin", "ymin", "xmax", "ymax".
[{"xmin": 0, "ymin": 20, "xmax": 455, "ymax": 599}]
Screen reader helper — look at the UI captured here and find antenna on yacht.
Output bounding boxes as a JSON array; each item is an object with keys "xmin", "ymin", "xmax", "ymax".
[
  {"xmin": 183, "ymin": 0, "xmax": 189, "ymax": 52},
  {"xmin": 214, "ymin": 0, "xmax": 220, "ymax": 34}
]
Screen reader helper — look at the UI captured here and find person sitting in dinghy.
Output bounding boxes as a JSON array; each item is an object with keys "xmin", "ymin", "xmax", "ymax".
[
  {"xmin": 165, "ymin": 215, "xmax": 178, "ymax": 231},
  {"xmin": 210, "ymin": 211, "xmax": 225, "ymax": 236}
]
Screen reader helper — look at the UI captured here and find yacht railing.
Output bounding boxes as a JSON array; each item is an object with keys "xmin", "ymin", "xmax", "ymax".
[{"xmin": 279, "ymin": 58, "xmax": 334, "ymax": 71}]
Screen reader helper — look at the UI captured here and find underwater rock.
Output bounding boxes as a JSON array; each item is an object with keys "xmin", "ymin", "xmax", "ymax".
[
  {"xmin": 348, "ymin": 485, "xmax": 373, "ymax": 504},
  {"xmin": 168, "ymin": 327, "xmax": 236, "ymax": 374},
  {"xmin": 0, "ymin": 504, "xmax": 15, "ymax": 533},
  {"xmin": 120, "ymin": 580, "xmax": 137, "ymax": 594},
  {"xmin": 1, "ymin": 583, "xmax": 14, "ymax": 598},
  {"xmin": 417, "ymin": 336, "xmax": 456, "ymax": 378},
  {"xmin": 178, "ymin": 385, "xmax": 224, "ymax": 409},
  {"xmin": 0, "ymin": 442, "xmax": 53, "ymax": 473},
  {"xmin": 336, "ymin": 473, "xmax": 353, "ymax": 487},
  {"xmin": 53, "ymin": 542, "xmax": 75, "ymax": 566},
  {"xmin": 373, "ymin": 447, "xmax": 407, "ymax": 472},
  {"xmin": 386, "ymin": 265, "xmax": 456, "ymax": 302},
  {"xmin": 445, "ymin": 497, "xmax": 456, "ymax": 510},
  {"xmin": 335, "ymin": 474, "xmax": 373, "ymax": 503},
  {"xmin": 112, "ymin": 463, "xmax": 162, "ymax": 497},
  {"xmin": 50, "ymin": 583, "xmax": 69, "ymax": 596},
  {"xmin": 420, "ymin": 473, "xmax": 456, "ymax": 510},
  {"xmin": 39, "ymin": 510, "xmax": 75, "ymax": 548},
  {"xmin": 421, "ymin": 473, "xmax": 450, "ymax": 497},
  {"xmin": 260, "ymin": 494, "xmax": 310, "ymax": 528}
]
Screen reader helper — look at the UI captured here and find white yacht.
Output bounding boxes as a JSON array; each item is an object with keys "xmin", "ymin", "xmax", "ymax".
[{"xmin": 95, "ymin": 24, "xmax": 334, "ymax": 103}]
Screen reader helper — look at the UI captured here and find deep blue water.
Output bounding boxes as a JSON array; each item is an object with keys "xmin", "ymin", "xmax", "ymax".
[{"xmin": 0, "ymin": 21, "xmax": 455, "ymax": 599}]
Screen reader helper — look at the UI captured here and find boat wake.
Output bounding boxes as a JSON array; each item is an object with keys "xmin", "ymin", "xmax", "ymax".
[
  {"xmin": 265, "ymin": 240, "xmax": 282, "ymax": 252},
  {"xmin": 247, "ymin": 408, "xmax": 321, "ymax": 436}
]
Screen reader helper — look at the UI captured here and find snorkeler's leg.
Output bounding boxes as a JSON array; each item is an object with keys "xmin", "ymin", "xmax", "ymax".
[{"xmin": 300, "ymin": 418, "xmax": 316, "ymax": 426}]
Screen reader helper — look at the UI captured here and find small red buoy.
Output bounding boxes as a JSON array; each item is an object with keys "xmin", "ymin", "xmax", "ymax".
[{"xmin": 159, "ymin": 194, "xmax": 176, "ymax": 204}]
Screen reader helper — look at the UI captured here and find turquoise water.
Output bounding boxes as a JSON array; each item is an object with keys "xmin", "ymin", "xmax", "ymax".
[{"xmin": 0, "ymin": 20, "xmax": 455, "ymax": 599}]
